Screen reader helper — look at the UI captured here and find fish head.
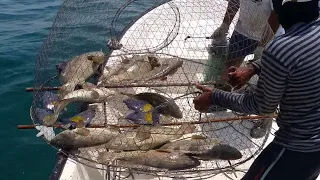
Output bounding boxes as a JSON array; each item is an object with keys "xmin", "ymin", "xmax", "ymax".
[
  {"xmin": 147, "ymin": 56, "xmax": 161, "ymax": 69},
  {"xmin": 86, "ymin": 51, "xmax": 105, "ymax": 64}
]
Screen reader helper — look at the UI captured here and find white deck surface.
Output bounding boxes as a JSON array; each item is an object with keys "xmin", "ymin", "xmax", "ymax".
[{"xmin": 58, "ymin": 0, "xmax": 318, "ymax": 179}]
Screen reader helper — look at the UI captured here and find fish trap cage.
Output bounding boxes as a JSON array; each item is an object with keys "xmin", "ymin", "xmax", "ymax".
[{"xmin": 29, "ymin": 0, "xmax": 276, "ymax": 179}]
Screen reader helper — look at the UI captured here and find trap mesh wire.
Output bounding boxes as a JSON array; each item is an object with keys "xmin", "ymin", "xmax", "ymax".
[{"xmin": 30, "ymin": 0, "xmax": 276, "ymax": 179}]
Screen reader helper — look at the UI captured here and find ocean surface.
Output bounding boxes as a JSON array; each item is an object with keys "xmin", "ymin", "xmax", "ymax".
[
  {"xmin": 0, "ymin": 0, "xmax": 166, "ymax": 179},
  {"xmin": 0, "ymin": 0, "xmax": 62, "ymax": 179}
]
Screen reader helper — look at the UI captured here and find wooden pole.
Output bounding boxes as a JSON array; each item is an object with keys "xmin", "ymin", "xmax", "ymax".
[{"xmin": 17, "ymin": 115, "xmax": 275, "ymax": 129}]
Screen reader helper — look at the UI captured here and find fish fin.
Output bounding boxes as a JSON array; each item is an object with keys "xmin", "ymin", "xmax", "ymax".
[
  {"xmin": 75, "ymin": 128, "xmax": 90, "ymax": 136},
  {"xmin": 87, "ymin": 55, "xmax": 105, "ymax": 64},
  {"xmin": 191, "ymin": 135, "xmax": 207, "ymax": 140},
  {"xmin": 135, "ymin": 126, "xmax": 151, "ymax": 141}
]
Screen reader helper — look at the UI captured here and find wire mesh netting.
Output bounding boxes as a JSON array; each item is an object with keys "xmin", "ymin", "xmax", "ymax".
[{"xmin": 30, "ymin": 0, "xmax": 276, "ymax": 179}]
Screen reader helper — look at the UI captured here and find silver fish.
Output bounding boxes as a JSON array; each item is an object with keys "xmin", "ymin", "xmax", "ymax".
[
  {"xmin": 105, "ymin": 123, "xmax": 196, "ymax": 151},
  {"xmin": 50, "ymin": 127, "xmax": 120, "ymax": 149},
  {"xmin": 98, "ymin": 55, "xmax": 160, "ymax": 85},
  {"xmin": 58, "ymin": 50, "xmax": 105, "ymax": 97},
  {"xmin": 98, "ymin": 150, "xmax": 200, "ymax": 170},
  {"xmin": 44, "ymin": 87, "xmax": 118, "ymax": 126},
  {"xmin": 159, "ymin": 135, "xmax": 242, "ymax": 161},
  {"xmin": 134, "ymin": 57, "xmax": 183, "ymax": 82}
]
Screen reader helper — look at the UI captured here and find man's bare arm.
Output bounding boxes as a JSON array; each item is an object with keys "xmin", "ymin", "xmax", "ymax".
[{"xmin": 259, "ymin": 11, "xmax": 280, "ymax": 46}]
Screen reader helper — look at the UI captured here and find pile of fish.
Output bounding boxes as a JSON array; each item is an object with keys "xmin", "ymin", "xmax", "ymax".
[
  {"xmin": 50, "ymin": 123, "xmax": 242, "ymax": 170},
  {"xmin": 34, "ymin": 51, "xmax": 184, "ymax": 127},
  {"xmin": 33, "ymin": 50, "xmax": 242, "ymax": 171}
]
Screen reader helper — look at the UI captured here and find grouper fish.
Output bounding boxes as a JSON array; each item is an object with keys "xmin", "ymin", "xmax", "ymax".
[
  {"xmin": 159, "ymin": 135, "xmax": 243, "ymax": 161},
  {"xmin": 50, "ymin": 127, "xmax": 120, "ymax": 149},
  {"xmin": 98, "ymin": 54, "xmax": 160, "ymax": 85},
  {"xmin": 97, "ymin": 149, "xmax": 201, "ymax": 170},
  {"xmin": 133, "ymin": 57, "xmax": 183, "ymax": 82},
  {"xmin": 105, "ymin": 123, "xmax": 196, "ymax": 151},
  {"xmin": 57, "ymin": 50, "xmax": 105, "ymax": 98}
]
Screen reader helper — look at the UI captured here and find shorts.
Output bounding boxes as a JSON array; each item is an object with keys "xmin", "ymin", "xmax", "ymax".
[
  {"xmin": 242, "ymin": 142, "xmax": 320, "ymax": 180},
  {"xmin": 227, "ymin": 31, "xmax": 259, "ymax": 60}
]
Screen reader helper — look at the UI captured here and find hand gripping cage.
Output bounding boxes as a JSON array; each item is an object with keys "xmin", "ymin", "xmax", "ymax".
[{"xmin": 29, "ymin": 0, "xmax": 276, "ymax": 179}]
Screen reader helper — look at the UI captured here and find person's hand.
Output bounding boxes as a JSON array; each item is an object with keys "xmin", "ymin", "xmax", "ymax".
[
  {"xmin": 227, "ymin": 65, "xmax": 256, "ymax": 90},
  {"xmin": 210, "ymin": 23, "xmax": 230, "ymax": 39},
  {"xmin": 193, "ymin": 83, "xmax": 214, "ymax": 112}
]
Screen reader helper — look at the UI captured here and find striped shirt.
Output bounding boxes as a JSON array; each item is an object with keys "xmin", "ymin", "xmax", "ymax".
[{"xmin": 212, "ymin": 18, "xmax": 320, "ymax": 152}]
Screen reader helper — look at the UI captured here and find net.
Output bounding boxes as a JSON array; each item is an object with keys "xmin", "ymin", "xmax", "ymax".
[{"xmin": 30, "ymin": 0, "xmax": 276, "ymax": 179}]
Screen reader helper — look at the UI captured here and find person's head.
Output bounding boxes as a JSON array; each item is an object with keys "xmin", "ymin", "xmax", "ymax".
[{"xmin": 273, "ymin": 0, "xmax": 319, "ymax": 30}]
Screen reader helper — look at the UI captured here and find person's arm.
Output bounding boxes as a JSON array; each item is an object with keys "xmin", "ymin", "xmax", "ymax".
[
  {"xmin": 222, "ymin": 0, "xmax": 240, "ymax": 25},
  {"xmin": 247, "ymin": 59, "xmax": 262, "ymax": 75},
  {"xmin": 268, "ymin": 10, "xmax": 280, "ymax": 33},
  {"xmin": 259, "ymin": 11, "xmax": 280, "ymax": 47},
  {"xmin": 212, "ymin": 50, "xmax": 288, "ymax": 115}
]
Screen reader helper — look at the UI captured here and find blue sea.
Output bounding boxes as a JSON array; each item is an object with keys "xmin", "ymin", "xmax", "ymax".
[{"xmin": 0, "ymin": 0, "xmax": 166, "ymax": 179}]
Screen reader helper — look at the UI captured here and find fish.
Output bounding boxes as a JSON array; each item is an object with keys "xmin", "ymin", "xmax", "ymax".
[
  {"xmin": 97, "ymin": 150, "xmax": 200, "ymax": 170},
  {"xmin": 57, "ymin": 50, "xmax": 105, "ymax": 97},
  {"xmin": 50, "ymin": 127, "xmax": 120, "ymax": 149},
  {"xmin": 42, "ymin": 91, "xmax": 60, "ymax": 111},
  {"xmin": 123, "ymin": 98, "xmax": 160, "ymax": 125},
  {"xmin": 159, "ymin": 135, "xmax": 242, "ymax": 161},
  {"xmin": 105, "ymin": 123, "xmax": 196, "ymax": 151},
  {"xmin": 43, "ymin": 87, "xmax": 118, "ymax": 126},
  {"xmin": 98, "ymin": 54, "xmax": 160, "ymax": 86},
  {"xmin": 32, "ymin": 108, "xmax": 54, "ymax": 125},
  {"xmin": 60, "ymin": 108, "xmax": 96, "ymax": 129},
  {"xmin": 121, "ymin": 92, "xmax": 183, "ymax": 119},
  {"xmin": 133, "ymin": 57, "xmax": 183, "ymax": 82}
]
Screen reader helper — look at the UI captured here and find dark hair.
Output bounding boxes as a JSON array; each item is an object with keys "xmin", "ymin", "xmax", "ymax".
[{"xmin": 276, "ymin": 0, "xmax": 319, "ymax": 30}]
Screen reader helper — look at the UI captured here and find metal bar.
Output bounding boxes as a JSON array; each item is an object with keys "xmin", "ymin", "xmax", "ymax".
[
  {"xmin": 18, "ymin": 115, "xmax": 275, "ymax": 129},
  {"xmin": 48, "ymin": 151, "xmax": 69, "ymax": 180},
  {"xmin": 25, "ymin": 81, "xmax": 217, "ymax": 92}
]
